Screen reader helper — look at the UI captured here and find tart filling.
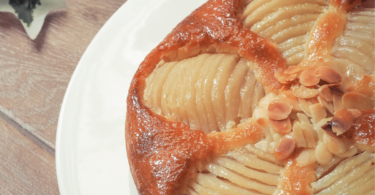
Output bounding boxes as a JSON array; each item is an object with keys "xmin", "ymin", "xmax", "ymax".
[{"xmin": 126, "ymin": 0, "xmax": 375, "ymax": 194}]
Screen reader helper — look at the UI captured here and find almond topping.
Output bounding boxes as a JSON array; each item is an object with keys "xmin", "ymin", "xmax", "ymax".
[
  {"xmin": 284, "ymin": 66, "xmax": 301, "ymax": 75},
  {"xmin": 300, "ymin": 69, "xmax": 320, "ymax": 87},
  {"xmin": 333, "ymin": 94, "xmax": 343, "ymax": 113},
  {"xmin": 275, "ymin": 69, "xmax": 285, "ymax": 83},
  {"xmin": 342, "ymin": 92, "xmax": 374, "ymax": 110},
  {"xmin": 318, "ymin": 96, "xmax": 334, "ymax": 114},
  {"xmin": 323, "ymin": 132, "xmax": 347, "ymax": 155},
  {"xmin": 317, "ymin": 66, "xmax": 342, "ymax": 84},
  {"xmin": 274, "ymin": 135, "xmax": 296, "ymax": 161},
  {"xmin": 295, "ymin": 149, "xmax": 316, "ymax": 167},
  {"xmin": 293, "ymin": 84, "xmax": 319, "ymax": 99},
  {"xmin": 268, "ymin": 101, "xmax": 293, "ymax": 120},
  {"xmin": 332, "ymin": 109, "xmax": 354, "ymax": 136},
  {"xmin": 299, "ymin": 98, "xmax": 313, "ymax": 117},
  {"xmin": 278, "ymin": 74, "xmax": 297, "ymax": 84},
  {"xmin": 310, "ymin": 103, "xmax": 327, "ymax": 123},
  {"xmin": 319, "ymin": 85, "xmax": 333, "ymax": 102},
  {"xmin": 329, "ymin": 86, "xmax": 344, "ymax": 96},
  {"xmin": 270, "ymin": 118, "xmax": 292, "ymax": 134},
  {"xmin": 315, "ymin": 142, "xmax": 333, "ymax": 165},
  {"xmin": 277, "ymin": 91, "xmax": 301, "ymax": 111},
  {"xmin": 276, "ymin": 68, "xmax": 297, "ymax": 84}
]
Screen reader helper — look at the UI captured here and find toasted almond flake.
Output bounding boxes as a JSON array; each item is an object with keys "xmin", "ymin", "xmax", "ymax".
[
  {"xmin": 299, "ymin": 98, "xmax": 313, "ymax": 117},
  {"xmin": 316, "ymin": 117, "xmax": 333, "ymax": 140},
  {"xmin": 274, "ymin": 69, "xmax": 285, "ymax": 83},
  {"xmin": 253, "ymin": 106, "xmax": 269, "ymax": 128},
  {"xmin": 332, "ymin": 109, "xmax": 354, "ymax": 136},
  {"xmin": 284, "ymin": 66, "xmax": 301, "ymax": 75},
  {"xmin": 329, "ymin": 86, "xmax": 344, "ymax": 96},
  {"xmin": 301, "ymin": 125, "xmax": 318, "ymax": 148},
  {"xmin": 297, "ymin": 113, "xmax": 310, "ymax": 124},
  {"xmin": 342, "ymin": 92, "xmax": 374, "ymax": 110},
  {"xmin": 332, "ymin": 94, "xmax": 343, "ymax": 113},
  {"xmin": 323, "ymin": 131, "xmax": 347, "ymax": 155},
  {"xmin": 277, "ymin": 91, "xmax": 301, "ymax": 111},
  {"xmin": 315, "ymin": 142, "xmax": 333, "ymax": 165},
  {"xmin": 319, "ymin": 85, "xmax": 333, "ymax": 102},
  {"xmin": 318, "ymin": 96, "xmax": 334, "ymax": 114},
  {"xmin": 278, "ymin": 74, "xmax": 297, "ymax": 84},
  {"xmin": 321, "ymin": 121, "xmax": 332, "ymax": 132},
  {"xmin": 270, "ymin": 118, "xmax": 292, "ymax": 134},
  {"xmin": 300, "ymin": 69, "xmax": 320, "ymax": 87},
  {"xmin": 310, "ymin": 97, "xmax": 319, "ymax": 104},
  {"xmin": 292, "ymin": 84, "xmax": 319, "ymax": 99},
  {"xmin": 347, "ymin": 109, "xmax": 362, "ymax": 118},
  {"xmin": 268, "ymin": 101, "xmax": 293, "ymax": 120},
  {"xmin": 285, "ymin": 74, "xmax": 297, "ymax": 82},
  {"xmin": 317, "ymin": 66, "xmax": 342, "ymax": 84},
  {"xmin": 292, "ymin": 121, "xmax": 306, "ymax": 148},
  {"xmin": 310, "ymin": 103, "xmax": 327, "ymax": 123},
  {"xmin": 274, "ymin": 135, "xmax": 296, "ymax": 161},
  {"xmin": 296, "ymin": 149, "xmax": 316, "ymax": 167}
]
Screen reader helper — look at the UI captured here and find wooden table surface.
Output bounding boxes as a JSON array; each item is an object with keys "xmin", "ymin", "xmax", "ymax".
[{"xmin": 0, "ymin": 0, "xmax": 127, "ymax": 194}]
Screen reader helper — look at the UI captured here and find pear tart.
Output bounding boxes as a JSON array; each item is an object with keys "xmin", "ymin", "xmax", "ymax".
[{"xmin": 125, "ymin": 0, "xmax": 375, "ymax": 194}]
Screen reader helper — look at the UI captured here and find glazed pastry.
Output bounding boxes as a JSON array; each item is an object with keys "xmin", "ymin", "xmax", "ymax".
[{"xmin": 125, "ymin": 0, "xmax": 375, "ymax": 194}]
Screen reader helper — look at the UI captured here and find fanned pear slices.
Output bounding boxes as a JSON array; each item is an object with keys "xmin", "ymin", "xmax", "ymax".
[
  {"xmin": 144, "ymin": 54, "xmax": 265, "ymax": 133},
  {"xmin": 330, "ymin": 8, "xmax": 375, "ymax": 90},
  {"xmin": 243, "ymin": 0, "xmax": 328, "ymax": 65}
]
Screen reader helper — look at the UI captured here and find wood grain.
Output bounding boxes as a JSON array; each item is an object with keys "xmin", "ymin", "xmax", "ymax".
[
  {"xmin": 0, "ymin": 117, "xmax": 58, "ymax": 195},
  {"xmin": 0, "ymin": 0, "xmax": 127, "ymax": 149}
]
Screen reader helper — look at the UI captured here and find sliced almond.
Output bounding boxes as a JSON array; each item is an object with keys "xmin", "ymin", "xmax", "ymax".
[
  {"xmin": 310, "ymin": 97, "xmax": 319, "ymax": 104},
  {"xmin": 323, "ymin": 131, "xmax": 347, "ymax": 155},
  {"xmin": 318, "ymin": 96, "xmax": 334, "ymax": 114},
  {"xmin": 310, "ymin": 103, "xmax": 327, "ymax": 123},
  {"xmin": 315, "ymin": 142, "xmax": 333, "ymax": 165},
  {"xmin": 342, "ymin": 92, "xmax": 374, "ymax": 110},
  {"xmin": 299, "ymin": 98, "xmax": 313, "ymax": 117},
  {"xmin": 329, "ymin": 86, "xmax": 344, "ymax": 96},
  {"xmin": 296, "ymin": 149, "xmax": 317, "ymax": 167},
  {"xmin": 332, "ymin": 109, "xmax": 354, "ymax": 136},
  {"xmin": 275, "ymin": 69, "xmax": 287, "ymax": 84},
  {"xmin": 284, "ymin": 74, "xmax": 297, "ymax": 82},
  {"xmin": 302, "ymin": 126, "xmax": 317, "ymax": 148},
  {"xmin": 277, "ymin": 91, "xmax": 301, "ymax": 111},
  {"xmin": 332, "ymin": 94, "xmax": 343, "ymax": 113},
  {"xmin": 300, "ymin": 69, "xmax": 320, "ymax": 87},
  {"xmin": 319, "ymin": 85, "xmax": 333, "ymax": 102},
  {"xmin": 253, "ymin": 106, "xmax": 269, "ymax": 128},
  {"xmin": 317, "ymin": 66, "xmax": 342, "ymax": 84},
  {"xmin": 292, "ymin": 122, "xmax": 306, "ymax": 148},
  {"xmin": 270, "ymin": 118, "xmax": 292, "ymax": 134},
  {"xmin": 293, "ymin": 84, "xmax": 319, "ymax": 99},
  {"xmin": 274, "ymin": 135, "xmax": 296, "ymax": 161},
  {"xmin": 268, "ymin": 101, "xmax": 293, "ymax": 120},
  {"xmin": 278, "ymin": 74, "xmax": 297, "ymax": 84},
  {"xmin": 284, "ymin": 65, "xmax": 301, "ymax": 75}
]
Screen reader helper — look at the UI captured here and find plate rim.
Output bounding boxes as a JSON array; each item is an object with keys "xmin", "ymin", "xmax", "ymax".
[{"xmin": 55, "ymin": 1, "xmax": 132, "ymax": 194}]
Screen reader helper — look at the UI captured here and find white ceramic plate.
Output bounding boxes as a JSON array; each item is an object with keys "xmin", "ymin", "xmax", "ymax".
[{"xmin": 55, "ymin": 0, "xmax": 206, "ymax": 194}]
